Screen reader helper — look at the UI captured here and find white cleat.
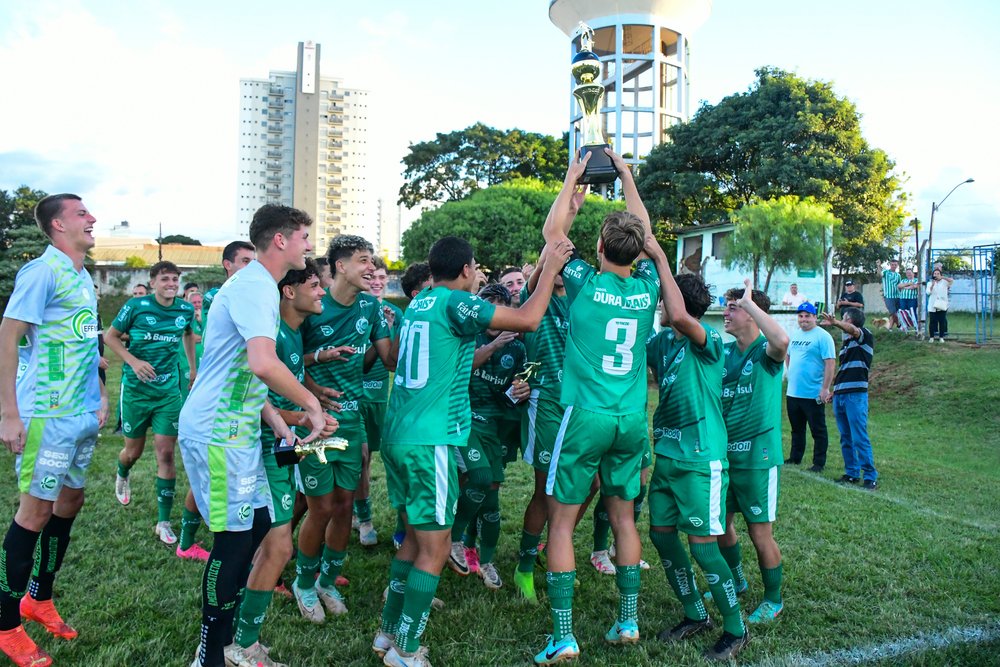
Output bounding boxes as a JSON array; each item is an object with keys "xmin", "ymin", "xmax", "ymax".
[
  {"xmin": 155, "ymin": 521, "xmax": 177, "ymax": 545},
  {"xmin": 115, "ymin": 473, "xmax": 131, "ymax": 505}
]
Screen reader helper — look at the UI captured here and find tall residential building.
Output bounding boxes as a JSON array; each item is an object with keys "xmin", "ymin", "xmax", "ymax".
[{"xmin": 237, "ymin": 41, "xmax": 372, "ymax": 255}]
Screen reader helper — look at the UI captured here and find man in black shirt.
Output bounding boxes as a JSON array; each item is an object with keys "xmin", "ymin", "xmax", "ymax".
[{"xmin": 836, "ymin": 280, "xmax": 864, "ymax": 317}]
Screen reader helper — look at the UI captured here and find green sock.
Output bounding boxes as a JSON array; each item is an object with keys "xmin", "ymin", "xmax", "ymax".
[
  {"xmin": 517, "ymin": 530, "xmax": 541, "ymax": 574},
  {"xmin": 633, "ymin": 484, "xmax": 648, "ymax": 525},
  {"xmin": 546, "ymin": 570, "xmax": 576, "ymax": 641},
  {"xmin": 380, "ymin": 558, "xmax": 413, "ymax": 634},
  {"xmin": 295, "ymin": 549, "xmax": 321, "ymax": 590},
  {"xmin": 690, "ymin": 541, "xmax": 745, "ymax": 637},
  {"xmin": 615, "ymin": 564, "xmax": 641, "ymax": 623},
  {"xmin": 233, "ymin": 588, "xmax": 273, "ymax": 648},
  {"xmin": 650, "ymin": 530, "xmax": 706, "ymax": 621},
  {"xmin": 398, "ymin": 568, "xmax": 440, "ymax": 653},
  {"xmin": 720, "ymin": 542, "xmax": 747, "ymax": 589},
  {"xmin": 452, "ymin": 485, "xmax": 486, "ymax": 542},
  {"xmin": 761, "ymin": 564, "xmax": 783, "ymax": 604},
  {"xmin": 179, "ymin": 508, "xmax": 201, "ymax": 550},
  {"xmin": 318, "ymin": 546, "xmax": 347, "ymax": 589},
  {"xmin": 478, "ymin": 487, "xmax": 500, "ymax": 564},
  {"xmin": 593, "ymin": 496, "xmax": 611, "ymax": 552},
  {"xmin": 354, "ymin": 498, "xmax": 372, "ymax": 523},
  {"xmin": 155, "ymin": 477, "xmax": 175, "ymax": 523},
  {"xmin": 117, "ymin": 460, "xmax": 132, "ymax": 479}
]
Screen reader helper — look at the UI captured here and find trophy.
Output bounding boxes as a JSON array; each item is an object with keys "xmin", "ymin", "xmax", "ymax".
[
  {"xmin": 571, "ymin": 22, "xmax": 618, "ymax": 185},
  {"xmin": 505, "ymin": 361, "xmax": 541, "ymax": 405},
  {"xmin": 274, "ymin": 436, "xmax": 349, "ymax": 467}
]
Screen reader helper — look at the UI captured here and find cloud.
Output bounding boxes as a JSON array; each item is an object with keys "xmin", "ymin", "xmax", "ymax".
[{"xmin": 0, "ymin": 151, "xmax": 105, "ymax": 194}]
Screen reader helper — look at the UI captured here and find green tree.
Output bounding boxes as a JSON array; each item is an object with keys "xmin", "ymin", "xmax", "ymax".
[
  {"xmin": 935, "ymin": 253, "xmax": 968, "ymax": 272},
  {"xmin": 726, "ymin": 196, "xmax": 840, "ymax": 291},
  {"xmin": 182, "ymin": 266, "xmax": 227, "ymax": 290},
  {"xmin": 0, "ymin": 186, "xmax": 49, "ymax": 305},
  {"xmin": 635, "ymin": 67, "xmax": 906, "ymax": 275},
  {"xmin": 124, "ymin": 255, "xmax": 148, "ymax": 268},
  {"xmin": 401, "ymin": 179, "xmax": 621, "ymax": 271},
  {"xmin": 398, "ymin": 123, "xmax": 569, "ymax": 208},
  {"xmin": 159, "ymin": 234, "xmax": 202, "ymax": 246}
]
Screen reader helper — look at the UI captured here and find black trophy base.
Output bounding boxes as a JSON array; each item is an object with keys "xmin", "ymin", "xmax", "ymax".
[
  {"xmin": 273, "ymin": 438, "xmax": 298, "ymax": 467},
  {"xmin": 579, "ymin": 144, "xmax": 619, "ymax": 185}
]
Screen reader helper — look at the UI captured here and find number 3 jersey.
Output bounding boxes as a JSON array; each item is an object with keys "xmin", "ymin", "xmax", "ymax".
[{"xmin": 559, "ymin": 256, "xmax": 660, "ymax": 415}]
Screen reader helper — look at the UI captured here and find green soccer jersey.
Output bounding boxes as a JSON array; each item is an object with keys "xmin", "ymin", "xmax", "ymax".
[
  {"xmin": 260, "ymin": 320, "xmax": 305, "ymax": 455},
  {"xmin": 520, "ymin": 286, "xmax": 569, "ymax": 401},
  {"xmin": 469, "ymin": 332, "xmax": 527, "ymax": 424},
  {"xmin": 111, "ymin": 295, "xmax": 193, "ymax": 398},
  {"xmin": 647, "ymin": 323, "xmax": 727, "ymax": 463},
  {"xmin": 301, "ymin": 290, "xmax": 390, "ymax": 430},
  {"xmin": 383, "ymin": 286, "xmax": 497, "ymax": 447},
  {"xmin": 362, "ymin": 300, "xmax": 403, "ymax": 404},
  {"xmin": 559, "ymin": 257, "xmax": 659, "ymax": 415},
  {"xmin": 178, "ymin": 314, "xmax": 204, "ymax": 396},
  {"xmin": 721, "ymin": 335, "xmax": 784, "ymax": 469}
]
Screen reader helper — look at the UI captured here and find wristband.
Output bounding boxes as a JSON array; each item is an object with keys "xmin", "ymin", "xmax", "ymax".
[{"xmin": 314, "ymin": 349, "xmax": 322, "ymax": 364}]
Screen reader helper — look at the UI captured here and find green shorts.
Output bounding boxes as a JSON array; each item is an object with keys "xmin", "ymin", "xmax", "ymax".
[
  {"xmin": 383, "ymin": 442, "xmax": 458, "ymax": 529},
  {"xmin": 521, "ymin": 392, "xmax": 565, "ymax": 472},
  {"xmin": 120, "ymin": 384, "xmax": 182, "ymax": 439},
  {"xmin": 455, "ymin": 421, "xmax": 504, "ymax": 484},
  {"xmin": 727, "ymin": 466, "xmax": 780, "ymax": 523},
  {"xmin": 360, "ymin": 401, "xmax": 386, "ymax": 452},
  {"xmin": 649, "ymin": 455, "xmax": 728, "ymax": 536},
  {"xmin": 546, "ymin": 406, "xmax": 648, "ymax": 504},
  {"xmin": 496, "ymin": 416, "xmax": 522, "ymax": 466},
  {"xmin": 263, "ymin": 449, "xmax": 297, "ymax": 527},
  {"xmin": 297, "ymin": 424, "xmax": 364, "ymax": 495}
]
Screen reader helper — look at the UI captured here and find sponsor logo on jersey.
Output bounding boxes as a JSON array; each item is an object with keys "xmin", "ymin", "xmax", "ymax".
[
  {"xmin": 742, "ymin": 360, "xmax": 754, "ymax": 375},
  {"xmin": 722, "ymin": 367, "xmax": 728, "ymax": 378},
  {"xmin": 71, "ymin": 308, "xmax": 99, "ymax": 340},
  {"xmin": 49, "ymin": 391, "xmax": 60, "ymax": 408},
  {"xmin": 500, "ymin": 354, "xmax": 514, "ymax": 369},
  {"xmin": 467, "ymin": 449, "xmax": 482, "ymax": 462},
  {"xmin": 362, "ymin": 379, "xmax": 383, "ymax": 390},
  {"xmin": 723, "ymin": 387, "xmax": 734, "ymax": 398},
  {"xmin": 228, "ymin": 420, "xmax": 239, "ymax": 440},
  {"xmin": 410, "ymin": 296, "xmax": 437, "ymax": 313},
  {"xmin": 563, "ymin": 263, "xmax": 585, "ymax": 280},
  {"xmin": 37, "ymin": 449, "xmax": 70, "ymax": 470},
  {"xmin": 175, "ymin": 316, "xmax": 187, "ymax": 328},
  {"xmin": 728, "ymin": 440, "xmax": 752, "ymax": 452},
  {"xmin": 145, "ymin": 315, "xmax": 157, "ymax": 326},
  {"xmin": 304, "ymin": 475, "xmax": 318, "ymax": 490},
  {"xmin": 688, "ymin": 516, "xmax": 704, "ymax": 527},
  {"xmin": 557, "ymin": 369, "xmax": 563, "ymax": 382},
  {"xmin": 673, "ymin": 348, "xmax": 686, "ymax": 364},
  {"xmin": 456, "ymin": 300, "xmax": 484, "ymax": 320},
  {"xmin": 281, "ymin": 494, "xmax": 293, "ymax": 511},
  {"xmin": 39, "ymin": 475, "xmax": 58, "ymax": 492},
  {"xmin": 737, "ymin": 384, "xmax": 753, "ymax": 395},
  {"xmin": 290, "ymin": 353, "xmax": 301, "ymax": 365},
  {"xmin": 593, "ymin": 289, "xmax": 623, "ymax": 307},
  {"xmin": 238, "ymin": 503, "xmax": 252, "ymax": 522},
  {"xmin": 320, "ymin": 325, "xmax": 334, "ymax": 337},
  {"xmin": 142, "ymin": 332, "xmax": 181, "ymax": 343},
  {"xmin": 750, "ymin": 505, "xmax": 763, "ymax": 516},
  {"xmin": 623, "ymin": 293, "xmax": 651, "ymax": 310},
  {"xmin": 539, "ymin": 451, "xmax": 551, "ymax": 465},
  {"xmin": 662, "ymin": 373, "xmax": 677, "ymax": 387},
  {"xmin": 355, "ymin": 317, "xmax": 369, "ymax": 335},
  {"xmin": 340, "ymin": 400, "xmax": 359, "ymax": 412}
]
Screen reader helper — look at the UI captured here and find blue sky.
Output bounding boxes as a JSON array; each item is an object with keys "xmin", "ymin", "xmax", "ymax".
[{"xmin": 0, "ymin": 0, "xmax": 996, "ymax": 253}]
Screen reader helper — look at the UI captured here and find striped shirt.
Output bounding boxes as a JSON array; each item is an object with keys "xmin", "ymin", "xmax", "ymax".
[
  {"xmin": 833, "ymin": 327, "xmax": 874, "ymax": 394},
  {"xmin": 898, "ymin": 279, "xmax": 918, "ymax": 299},
  {"xmin": 881, "ymin": 269, "xmax": 901, "ymax": 299}
]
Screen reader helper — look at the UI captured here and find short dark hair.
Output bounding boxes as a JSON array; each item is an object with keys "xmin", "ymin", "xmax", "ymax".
[
  {"xmin": 279, "ymin": 257, "xmax": 320, "ymax": 292},
  {"xmin": 724, "ymin": 286, "xmax": 771, "ymax": 313},
  {"xmin": 222, "ymin": 240, "xmax": 255, "ymax": 265},
  {"xmin": 843, "ymin": 307, "xmax": 865, "ymax": 328},
  {"xmin": 499, "ymin": 267, "xmax": 522, "ymax": 281},
  {"xmin": 675, "ymin": 274, "xmax": 714, "ymax": 319},
  {"xmin": 149, "ymin": 261, "xmax": 181, "ymax": 280},
  {"xmin": 34, "ymin": 194, "xmax": 82, "ymax": 238},
  {"xmin": 133, "ymin": 283, "xmax": 149, "ymax": 295},
  {"xmin": 478, "ymin": 283, "xmax": 511, "ymax": 306},
  {"xmin": 327, "ymin": 235, "xmax": 373, "ymax": 268},
  {"xmin": 401, "ymin": 262, "xmax": 431, "ymax": 298},
  {"xmin": 248, "ymin": 204, "xmax": 311, "ymax": 251},
  {"xmin": 600, "ymin": 211, "xmax": 645, "ymax": 266},
  {"xmin": 372, "ymin": 254, "xmax": 387, "ymax": 271},
  {"xmin": 429, "ymin": 236, "xmax": 474, "ymax": 282},
  {"xmin": 183, "ymin": 282, "xmax": 199, "ymax": 292}
]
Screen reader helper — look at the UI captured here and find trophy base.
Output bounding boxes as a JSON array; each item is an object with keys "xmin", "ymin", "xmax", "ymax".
[
  {"xmin": 579, "ymin": 144, "xmax": 619, "ymax": 185},
  {"xmin": 273, "ymin": 438, "xmax": 298, "ymax": 468}
]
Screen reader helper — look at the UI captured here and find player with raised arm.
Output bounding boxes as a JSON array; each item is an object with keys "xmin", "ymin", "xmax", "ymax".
[
  {"xmin": 374, "ymin": 235, "xmax": 570, "ymax": 667},
  {"xmin": 534, "ymin": 150, "xmax": 662, "ymax": 664}
]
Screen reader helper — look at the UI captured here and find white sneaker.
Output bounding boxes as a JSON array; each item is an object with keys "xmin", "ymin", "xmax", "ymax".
[
  {"xmin": 359, "ymin": 521, "xmax": 378, "ymax": 546},
  {"xmin": 590, "ymin": 549, "xmax": 616, "ymax": 575},
  {"xmin": 639, "ymin": 559, "xmax": 650, "ymax": 570},
  {"xmin": 155, "ymin": 521, "xmax": 177, "ymax": 545},
  {"xmin": 447, "ymin": 541, "xmax": 470, "ymax": 576},
  {"xmin": 292, "ymin": 581, "xmax": 326, "ymax": 623},
  {"xmin": 383, "ymin": 645, "xmax": 431, "ymax": 667},
  {"xmin": 316, "ymin": 582, "xmax": 348, "ymax": 615},
  {"xmin": 115, "ymin": 473, "xmax": 131, "ymax": 505},
  {"xmin": 224, "ymin": 641, "xmax": 288, "ymax": 667},
  {"xmin": 478, "ymin": 562, "xmax": 502, "ymax": 590},
  {"xmin": 372, "ymin": 631, "xmax": 395, "ymax": 657}
]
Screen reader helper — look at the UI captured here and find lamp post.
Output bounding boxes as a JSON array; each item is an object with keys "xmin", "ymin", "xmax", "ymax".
[{"xmin": 927, "ymin": 177, "xmax": 974, "ymax": 269}]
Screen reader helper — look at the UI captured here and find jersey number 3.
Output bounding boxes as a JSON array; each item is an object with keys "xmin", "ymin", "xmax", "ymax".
[
  {"xmin": 602, "ymin": 318, "xmax": 637, "ymax": 375},
  {"xmin": 397, "ymin": 320, "xmax": 429, "ymax": 388}
]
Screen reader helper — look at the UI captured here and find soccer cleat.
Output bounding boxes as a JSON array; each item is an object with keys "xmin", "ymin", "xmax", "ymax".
[
  {"xmin": 115, "ymin": 473, "xmax": 131, "ymax": 505},
  {"xmin": 359, "ymin": 521, "xmax": 378, "ymax": 547},
  {"xmin": 383, "ymin": 645, "xmax": 431, "ymax": 667},
  {"xmin": 464, "ymin": 546, "xmax": 480, "ymax": 574},
  {"xmin": 863, "ymin": 479, "xmax": 878, "ymax": 491},
  {"xmin": 513, "ymin": 569, "xmax": 537, "ymax": 603},
  {"xmin": 590, "ymin": 550, "xmax": 616, "ymax": 575},
  {"xmin": 748, "ymin": 599, "xmax": 784, "ymax": 624},
  {"xmin": 0, "ymin": 626, "xmax": 52, "ymax": 667},
  {"xmin": 534, "ymin": 634, "xmax": 580, "ymax": 664},
  {"xmin": 224, "ymin": 641, "xmax": 288, "ymax": 667},
  {"xmin": 836, "ymin": 474, "xmax": 860, "ymax": 485},
  {"xmin": 704, "ymin": 629, "xmax": 751, "ymax": 661},
  {"xmin": 639, "ymin": 559, "xmax": 650, "ymax": 570},
  {"xmin": 316, "ymin": 582, "xmax": 348, "ymax": 615},
  {"xmin": 371, "ymin": 631, "xmax": 394, "ymax": 658},
  {"xmin": 447, "ymin": 541, "xmax": 470, "ymax": 576},
  {"xmin": 657, "ymin": 615, "xmax": 713, "ymax": 643},
  {"xmin": 176, "ymin": 543, "xmax": 211, "ymax": 562},
  {"xmin": 604, "ymin": 620, "xmax": 640, "ymax": 644},
  {"xmin": 478, "ymin": 562, "xmax": 502, "ymax": 590},
  {"xmin": 292, "ymin": 582, "xmax": 326, "ymax": 623},
  {"xmin": 704, "ymin": 579, "xmax": 748, "ymax": 601},
  {"xmin": 19, "ymin": 596, "xmax": 77, "ymax": 640},
  {"xmin": 155, "ymin": 521, "xmax": 178, "ymax": 545}
]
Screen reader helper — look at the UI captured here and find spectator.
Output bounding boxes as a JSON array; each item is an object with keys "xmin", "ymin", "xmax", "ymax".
[
  {"xmin": 781, "ymin": 283, "xmax": 808, "ymax": 307},
  {"xmin": 132, "ymin": 283, "xmax": 149, "ymax": 297},
  {"xmin": 897, "ymin": 268, "xmax": 919, "ymax": 332},
  {"xmin": 836, "ymin": 280, "xmax": 864, "ymax": 317},
  {"xmin": 880, "ymin": 259, "xmax": 901, "ymax": 330},
  {"xmin": 926, "ymin": 268, "xmax": 954, "ymax": 342},
  {"xmin": 785, "ymin": 302, "xmax": 836, "ymax": 472},
  {"xmin": 183, "ymin": 282, "xmax": 200, "ymax": 299}
]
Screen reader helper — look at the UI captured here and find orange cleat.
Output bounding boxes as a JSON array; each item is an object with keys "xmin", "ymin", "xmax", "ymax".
[
  {"xmin": 0, "ymin": 625, "xmax": 52, "ymax": 667},
  {"xmin": 19, "ymin": 597, "xmax": 77, "ymax": 640}
]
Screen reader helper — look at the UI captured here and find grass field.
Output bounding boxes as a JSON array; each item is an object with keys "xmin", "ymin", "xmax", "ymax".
[{"xmin": 1, "ymin": 332, "xmax": 998, "ymax": 666}]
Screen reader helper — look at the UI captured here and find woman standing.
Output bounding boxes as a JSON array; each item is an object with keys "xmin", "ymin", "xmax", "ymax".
[{"xmin": 926, "ymin": 269, "xmax": 954, "ymax": 342}]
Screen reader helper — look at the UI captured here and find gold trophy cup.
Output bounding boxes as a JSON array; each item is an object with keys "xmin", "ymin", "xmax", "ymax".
[{"xmin": 572, "ymin": 22, "xmax": 618, "ymax": 185}]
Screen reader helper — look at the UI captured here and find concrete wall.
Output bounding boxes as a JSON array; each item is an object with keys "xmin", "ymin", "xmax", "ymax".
[{"xmin": 860, "ymin": 276, "xmax": 980, "ymax": 313}]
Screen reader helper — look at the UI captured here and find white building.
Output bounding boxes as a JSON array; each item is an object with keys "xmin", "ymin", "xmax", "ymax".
[{"xmin": 237, "ymin": 41, "xmax": 372, "ymax": 256}]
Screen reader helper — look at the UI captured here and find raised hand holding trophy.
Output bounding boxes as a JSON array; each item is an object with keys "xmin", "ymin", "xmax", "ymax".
[{"xmin": 572, "ymin": 22, "xmax": 618, "ymax": 185}]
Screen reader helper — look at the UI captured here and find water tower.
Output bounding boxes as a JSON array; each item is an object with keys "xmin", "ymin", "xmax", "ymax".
[{"xmin": 549, "ymin": 0, "xmax": 712, "ymax": 178}]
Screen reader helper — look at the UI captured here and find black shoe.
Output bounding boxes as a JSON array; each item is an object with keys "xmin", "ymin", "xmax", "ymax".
[
  {"xmin": 658, "ymin": 616, "xmax": 713, "ymax": 642},
  {"xmin": 836, "ymin": 474, "xmax": 860, "ymax": 484},
  {"xmin": 808, "ymin": 465, "xmax": 824, "ymax": 473},
  {"xmin": 704, "ymin": 629, "xmax": 751, "ymax": 661},
  {"xmin": 784, "ymin": 458, "xmax": 800, "ymax": 465},
  {"xmin": 862, "ymin": 479, "xmax": 878, "ymax": 491}
]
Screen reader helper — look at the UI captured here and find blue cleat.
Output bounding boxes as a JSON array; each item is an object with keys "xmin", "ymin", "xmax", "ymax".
[
  {"xmin": 604, "ymin": 620, "xmax": 640, "ymax": 644},
  {"xmin": 534, "ymin": 634, "xmax": 580, "ymax": 664}
]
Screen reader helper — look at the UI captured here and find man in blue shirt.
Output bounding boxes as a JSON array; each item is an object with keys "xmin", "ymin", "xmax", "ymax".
[{"xmin": 784, "ymin": 303, "xmax": 835, "ymax": 472}]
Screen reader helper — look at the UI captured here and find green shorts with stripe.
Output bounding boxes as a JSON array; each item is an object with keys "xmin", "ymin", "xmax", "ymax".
[
  {"xmin": 15, "ymin": 413, "xmax": 99, "ymax": 501},
  {"xmin": 727, "ymin": 466, "xmax": 780, "ymax": 523},
  {"xmin": 649, "ymin": 455, "xmax": 728, "ymax": 536},
  {"xmin": 383, "ymin": 442, "xmax": 458, "ymax": 529},
  {"xmin": 546, "ymin": 406, "xmax": 648, "ymax": 504},
  {"xmin": 455, "ymin": 420, "xmax": 504, "ymax": 484},
  {"xmin": 521, "ymin": 392, "xmax": 565, "ymax": 472},
  {"xmin": 263, "ymin": 449, "xmax": 297, "ymax": 527},
  {"xmin": 178, "ymin": 436, "xmax": 272, "ymax": 533},
  {"xmin": 121, "ymin": 384, "xmax": 182, "ymax": 439},
  {"xmin": 360, "ymin": 401, "xmax": 386, "ymax": 452},
  {"xmin": 297, "ymin": 424, "xmax": 365, "ymax": 495}
]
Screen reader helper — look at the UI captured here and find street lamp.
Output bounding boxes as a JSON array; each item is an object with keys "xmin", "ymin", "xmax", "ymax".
[{"xmin": 927, "ymin": 177, "xmax": 974, "ymax": 268}]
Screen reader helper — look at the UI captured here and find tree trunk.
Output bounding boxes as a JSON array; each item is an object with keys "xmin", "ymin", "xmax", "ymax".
[{"xmin": 763, "ymin": 265, "xmax": 775, "ymax": 293}]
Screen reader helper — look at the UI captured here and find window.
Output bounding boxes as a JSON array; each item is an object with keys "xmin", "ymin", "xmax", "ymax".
[
  {"xmin": 623, "ymin": 25, "xmax": 652, "ymax": 54},
  {"xmin": 711, "ymin": 231, "xmax": 732, "ymax": 262}
]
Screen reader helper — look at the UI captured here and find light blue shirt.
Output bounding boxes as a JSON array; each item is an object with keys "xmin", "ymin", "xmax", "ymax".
[{"xmin": 786, "ymin": 325, "xmax": 835, "ymax": 399}]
